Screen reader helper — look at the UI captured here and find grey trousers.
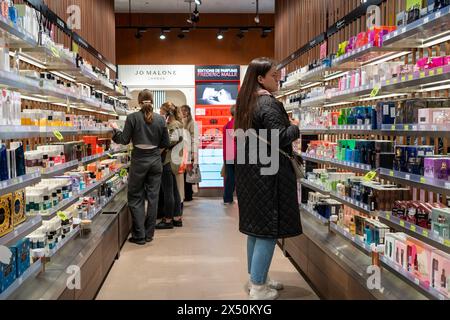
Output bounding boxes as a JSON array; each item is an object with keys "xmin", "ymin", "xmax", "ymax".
[{"xmin": 128, "ymin": 148, "xmax": 162, "ymax": 240}]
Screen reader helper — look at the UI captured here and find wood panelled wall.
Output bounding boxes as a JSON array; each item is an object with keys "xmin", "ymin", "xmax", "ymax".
[
  {"xmin": 275, "ymin": 0, "xmax": 406, "ymax": 72},
  {"xmin": 115, "ymin": 13, "xmax": 274, "ymax": 65},
  {"xmin": 17, "ymin": 0, "xmax": 116, "ymax": 73}
]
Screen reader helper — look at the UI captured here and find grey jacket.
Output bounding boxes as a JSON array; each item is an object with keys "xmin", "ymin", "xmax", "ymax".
[{"xmin": 112, "ymin": 111, "xmax": 170, "ymax": 149}]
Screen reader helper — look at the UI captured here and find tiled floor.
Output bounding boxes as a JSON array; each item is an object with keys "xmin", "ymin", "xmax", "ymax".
[{"xmin": 96, "ymin": 199, "xmax": 318, "ymax": 300}]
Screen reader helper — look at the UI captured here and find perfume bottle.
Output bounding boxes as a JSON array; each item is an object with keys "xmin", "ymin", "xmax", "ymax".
[{"xmin": 349, "ymin": 218, "xmax": 356, "ymax": 235}]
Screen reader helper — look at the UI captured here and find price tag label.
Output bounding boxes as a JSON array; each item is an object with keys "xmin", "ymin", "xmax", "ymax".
[
  {"xmin": 385, "ymin": 213, "xmax": 391, "ymax": 221},
  {"xmin": 408, "ymin": 75, "xmax": 414, "ymax": 81},
  {"xmin": 364, "ymin": 171, "xmax": 377, "ymax": 181},
  {"xmin": 429, "ymin": 70, "xmax": 435, "ymax": 76},
  {"xmin": 402, "ymin": 27, "xmax": 406, "ymax": 33},
  {"xmin": 444, "ymin": 239, "xmax": 450, "ymax": 247},
  {"xmin": 405, "ymin": 174, "xmax": 411, "ymax": 180},
  {"xmin": 437, "ymin": 67, "xmax": 444, "ymax": 75},
  {"xmin": 414, "ymin": 278, "xmax": 420, "ymax": 286},
  {"xmin": 422, "ymin": 229, "xmax": 429, "ymax": 237},
  {"xmin": 119, "ymin": 168, "xmax": 127, "ymax": 177},
  {"xmin": 410, "ymin": 225, "xmax": 416, "ymax": 232},
  {"xmin": 390, "ymin": 170, "xmax": 394, "ymax": 177},
  {"xmin": 391, "ymin": 125, "xmax": 396, "ymax": 130},
  {"xmin": 386, "ymin": 80, "xmax": 391, "ymax": 85},
  {"xmin": 57, "ymin": 211, "xmax": 68, "ymax": 221},
  {"xmin": 401, "ymin": 76, "xmax": 406, "ymax": 82},
  {"xmin": 404, "ymin": 125, "xmax": 409, "ymax": 131},
  {"xmin": 424, "ymin": 17, "xmax": 429, "ymax": 24},
  {"xmin": 370, "ymin": 86, "xmax": 380, "ymax": 98},
  {"xmin": 420, "ymin": 72, "xmax": 426, "ymax": 78},
  {"xmin": 436, "ymin": 11, "xmax": 441, "ymax": 18},
  {"xmin": 50, "ymin": 46, "xmax": 60, "ymax": 58},
  {"xmin": 400, "ymin": 220, "xmax": 405, "ymax": 227},
  {"xmin": 420, "ymin": 177, "xmax": 426, "ymax": 183},
  {"xmin": 53, "ymin": 130, "xmax": 64, "ymax": 141}
]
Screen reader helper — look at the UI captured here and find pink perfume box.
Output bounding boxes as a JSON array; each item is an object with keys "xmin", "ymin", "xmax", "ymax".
[
  {"xmin": 430, "ymin": 251, "xmax": 450, "ymax": 297},
  {"xmin": 407, "ymin": 238, "xmax": 433, "ymax": 286},
  {"xmin": 418, "ymin": 108, "xmax": 450, "ymax": 124},
  {"xmin": 424, "ymin": 158, "xmax": 450, "ymax": 180},
  {"xmin": 393, "ymin": 233, "xmax": 408, "ymax": 271}
]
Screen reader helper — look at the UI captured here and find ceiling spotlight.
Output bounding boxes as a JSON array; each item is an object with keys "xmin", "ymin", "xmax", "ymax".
[
  {"xmin": 135, "ymin": 28, "xmax": 147, "ymax": 39},
  {"xmin": 217, "ymin": 32, "xmax": 224, "ymax": 40},
  {"xmin": 160, "ymin": 33, "xmax": 166, "ymax": 40},
  {"xmin": 195, "ymin": 0, "xmax": 202, "ymax": 5},
  {"xmin": 237, "ymin": 28, "xmax": 248, "ymax": 39},
  {"xmin": 254, "ymin": 0, "xmax": 260, "ymax": 24}
]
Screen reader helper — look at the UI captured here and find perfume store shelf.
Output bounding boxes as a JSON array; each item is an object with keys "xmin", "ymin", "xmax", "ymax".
[
  {"xmin": 8, "ymin": 187, "xmax": 131, "ymax": 300},
  {"xmin": 40, "ymin": 160, "xmax": 80, "ymax": 178},
  {"xmin": 0, "ymin": 126, "xmax": 113, "ymax": 140},
  {"xmin": 0, "ymin": 215, "xmax": 42, "ymax": 247},
  {"xmin": 378, "ymin": 168, "xmax": 450, "ymax": 197},
  {"xmin": 300, "ymin": 204, "xmax": 329, "ymax": 225},
  {"xmin": 0, "ymin": 172, "xmax": 41, "ymax": 197},
  {"xmin": 0, "ymin": 15, "xmax": 37, "ymax": 49},
  {"xmin": 382, "ymin": 5, "xmax": 450, "ymax": 49},
  {"xmin": 300, "ymin": 153, "xmax": 373, "ymax": 174},
  {"xmin": 284, "ymin": 213, "xmax": 428, "ymax": 300},
  {"xmin": 46, "ymin": 226, "xmax": 81, "ymax": 258},
  {"xmin": 378, "ymin": 212, "xmax": 450, "ymax": 253}
]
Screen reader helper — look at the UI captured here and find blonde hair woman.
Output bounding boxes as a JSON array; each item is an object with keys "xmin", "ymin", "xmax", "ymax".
[
  {"xmin": 110, "ymin": 89, "xmax": 170, "ymax": 245},
  {"xmin": 156, "ymin": 102, "xmax": 185, "ymax": 229}
]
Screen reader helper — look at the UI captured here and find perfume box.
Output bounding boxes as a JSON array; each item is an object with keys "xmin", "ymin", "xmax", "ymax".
[
  {"xmin": 10, "ymin": 238, "xmax": 30, "ymax": 277},
  {"xmin": 431, "ymin": 207, "xmax": 450, "ymax": 240},
  {"xmin": 376, "ymin": 102, "xmax": 396, "ymax": 128},
  {"xmin": 376, "ymin": 153, "xmax": 395, "ymax": 169},
  {"xmin": 355, "ymin": 215, "xmax": 367, "ymax": 237},
  {"xmin": 12, "ymin": 190, "xmax": 26, "ymax": 227},
  {"xmin": 424, "ymin": 157, "xmax": 450, "ymax": 180},
  {"xmin": 430, "ymin": 250, "xmax": 450, "ymax": 297},
  {"xmin": 0, "ymin": 193, "xmax": 13, "ymax": 238},
  {"xmin": 406, "ymin": 238, "xmax": 433, "ymax": 285},
  {"xmin": 385, "ymin": 233, "xmax": 397, "ymax": 262},
  {"xmin": 394, "ymin": 233, "xmax": 408, "ymax": 271},
  {"xmin": 0, "ymin": 247, "xmax": 17, "ymax": 293},
  {"xmin": 418, "ymin": 108, "xmax": 450, "ymax": 124}
]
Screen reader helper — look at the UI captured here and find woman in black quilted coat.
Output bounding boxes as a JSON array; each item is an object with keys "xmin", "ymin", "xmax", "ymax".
[{"xmin": 235, "ymin": 57, "xmax": 302, "ymax": 300}]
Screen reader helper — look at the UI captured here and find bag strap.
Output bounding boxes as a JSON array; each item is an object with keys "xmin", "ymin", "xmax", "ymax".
[{"xmin": 248, "ymin": 130, "xmax": 293, "ymax": 159}]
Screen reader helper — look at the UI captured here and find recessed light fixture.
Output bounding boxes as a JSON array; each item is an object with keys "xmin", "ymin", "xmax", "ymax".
[{"xmin": 217, "ymin": 32, "xmax": 224, "ymax": 40}]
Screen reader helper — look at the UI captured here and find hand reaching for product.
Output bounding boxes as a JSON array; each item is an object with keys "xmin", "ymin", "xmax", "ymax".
[
  {"xmin": 290, "ymin": 118, "xmax": 300, "ymax": 126},
  {"xmin": 109, "ymin": 122, "xmax": 119, "ymax": 130}
]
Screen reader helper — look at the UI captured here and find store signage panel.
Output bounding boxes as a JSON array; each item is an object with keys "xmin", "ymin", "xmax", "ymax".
[
  {"xmin": 195, "ymin": 65, "xmax": 240, "ymax": 81},
  {"xmin": 118, "ymin": 65, "xmax": 195, "ymax": 87}
]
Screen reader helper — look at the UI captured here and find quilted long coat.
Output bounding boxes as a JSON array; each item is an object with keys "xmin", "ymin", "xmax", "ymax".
[{"xmin": 236, "ymin": 94, "xmax": 303, "ymax": 239}]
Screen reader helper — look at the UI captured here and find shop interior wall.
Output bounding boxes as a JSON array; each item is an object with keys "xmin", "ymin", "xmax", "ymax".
[
  {"xmin": 275, "ymin": 0, "xmax": 404, "ymax": 73},
  {"xmin": 115, "ymin": 13, "xmax": 274, "ymax": 65},
  {"xmin": 17, "ymin": 0, "xmax": 117, "ymax": 76}
]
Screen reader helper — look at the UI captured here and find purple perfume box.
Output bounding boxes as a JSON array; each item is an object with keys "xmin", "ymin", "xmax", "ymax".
[{"xmin": 424, "ymin": 157, "xmax": 450, "ymax": 180}]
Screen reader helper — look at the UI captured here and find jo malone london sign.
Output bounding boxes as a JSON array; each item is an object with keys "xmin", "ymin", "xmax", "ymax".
[{"xmin": 118, "ymin": 65, "xmax": 195, "ymax": 87}]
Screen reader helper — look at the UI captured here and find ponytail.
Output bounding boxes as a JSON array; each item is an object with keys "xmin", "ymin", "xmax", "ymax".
[
  {"xmin": 141, "ymin": 100, "xmax": 154, "ymax": 124},
  {"xmin": 138, "ymin": 89, "xmax": 154, "ymax": 124}
]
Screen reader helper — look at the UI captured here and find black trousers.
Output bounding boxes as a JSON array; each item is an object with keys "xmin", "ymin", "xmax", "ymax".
[
  {"xmin": 161, "ymin": 163, "xmax": 182, "ymax": 219},
  {"xmin": 184, "ymin": 172, "xmax": 194, "ymax": 201},
  {"xmin": 127, "ymin": 148, "xmax": 162, "ymax": 240}
]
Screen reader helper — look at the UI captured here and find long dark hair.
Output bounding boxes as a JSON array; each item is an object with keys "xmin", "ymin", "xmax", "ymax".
[
  {"xmin": 235, "ymin": 57, "xmax": 276, "ymax": 130},
  {"xmin": 138, "ymin": 89, "xmax": 154, "ymax": 124}
]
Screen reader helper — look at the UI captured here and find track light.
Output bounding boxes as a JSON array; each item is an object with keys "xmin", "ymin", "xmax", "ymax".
[
  {"xmin": 160, "ymin": 32, "xmax": 166, "ymax": 40},
  {"xmin": 261, "ymin": 28, "xmax": 272, "ymax": 38},
  {"xmin": 195, "ymin": 0, "xmax": 202, "ymax": 4},
  {"xmin": 217, "ymin": 32, "xmax": 224, "ymax": 40},
  {"xmin": 135, "ymin": 28, "xmax": 147, "ymax": 39},
  {"xmin": 187, "ymin": 4, "xmax": 200, "ymax": 24},
  {"xmin": 237, "ymin": 28, "xmax": 248, "ymax": 39},
  {"xmin": 254, "ymin": 0, "xmax": 260, "ymax": 24}
]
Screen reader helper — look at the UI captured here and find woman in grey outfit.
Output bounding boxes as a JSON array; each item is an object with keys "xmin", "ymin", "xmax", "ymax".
[{"xmin": 110, "ymin": 89, "xmax": 170, "ymax": 245}]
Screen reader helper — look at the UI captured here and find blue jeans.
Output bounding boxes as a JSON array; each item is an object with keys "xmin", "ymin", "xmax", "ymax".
[
  {"xmin": 247, "ymin": 236, "xmax": 277, "ymax": 285},
  {"xmin": 223, "ymin": 164, "xmax": 235, "ymax": 203}
]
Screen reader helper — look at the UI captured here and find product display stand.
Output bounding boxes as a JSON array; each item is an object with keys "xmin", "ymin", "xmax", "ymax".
[{"xmin": 279, "ymin": 4, "xmax": 450, "ymax": 301}]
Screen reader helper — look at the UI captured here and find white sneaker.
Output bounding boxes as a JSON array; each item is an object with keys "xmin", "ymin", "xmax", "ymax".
[
  {"xmin": 246, "ymin": 277, "xmax": 284, "ymax": 292},
  {"xmin": 249, "ymin": 283, "xmax": 279, "ymax": 300}
]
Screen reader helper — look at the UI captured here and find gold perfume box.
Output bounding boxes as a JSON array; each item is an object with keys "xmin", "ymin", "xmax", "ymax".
[
  {"xmin": 12, "ymin": 190, "xmax": 26, "ymax": 227},
  {"xmin": 0, "ymin": 194, "xmax": 13, "ymax": 238}
]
